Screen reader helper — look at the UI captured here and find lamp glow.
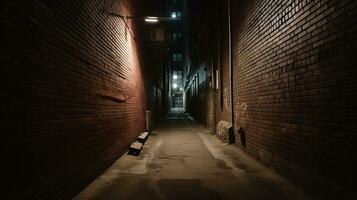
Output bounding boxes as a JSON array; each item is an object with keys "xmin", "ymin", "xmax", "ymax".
[
  {"xmin": 145, "ymin": 17, "xmax": 158, "ymax": 23},
  {"xmin": 173, "ymin": 83, "xmax": 178, "ymax": 89},
  {"xmin": 171, "ymin": 13, "xmax": 177, "ymax": 18},
  {"xmin": 173, "ymin": 75, "xmax": 178, "ymax": 80}
]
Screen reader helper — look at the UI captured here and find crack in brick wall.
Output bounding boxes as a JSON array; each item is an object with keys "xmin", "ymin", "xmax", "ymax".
[{"xmin": 1, "ymin": 0, "xmax": 147, "ymax": 199}]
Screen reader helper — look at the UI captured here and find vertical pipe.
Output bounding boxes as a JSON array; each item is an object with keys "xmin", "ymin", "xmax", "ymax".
[
  {"xmin": 218, "ymin": 1, "xmax": 223, "ymax": 111},
  {"xmin": 228, "ymin": 0, "xmax": 234, "ymax": 127}
]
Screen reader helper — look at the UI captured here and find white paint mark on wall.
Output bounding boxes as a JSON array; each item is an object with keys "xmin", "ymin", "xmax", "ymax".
[
  {"xmin": 224, "ymin": 88, "xmax": 230, "ymax": 110},
  {"xmin": 235, "ymin": 102, "xmax": 248, "ymax": 120}
]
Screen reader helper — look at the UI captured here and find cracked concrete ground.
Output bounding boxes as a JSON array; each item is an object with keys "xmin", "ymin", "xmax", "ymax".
[{"xmin": 74, "ymin": 110, "xmax": 312, "ymax": 200}]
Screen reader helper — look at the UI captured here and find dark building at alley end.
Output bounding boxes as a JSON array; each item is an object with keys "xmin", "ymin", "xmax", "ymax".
[{"xmin": 1, "ymin": 0, "xmax": 356, "ymax": 199}]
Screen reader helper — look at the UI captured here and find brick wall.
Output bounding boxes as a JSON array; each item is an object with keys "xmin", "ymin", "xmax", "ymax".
[
  {"xmin": 1, "ymin": 0, "xmax": 147, "ymax": 199},
  {"xmin": 232, "ymin": 0, "xmax": 357, "ymax": 198},
  {"xmin": 185, "ymin": 0, "xmax": 231, "ymax": 139},
  {"xmin": 187, "ymin": 0, "xmax": 357, "ymax": 198},
  {"xmin": 186, "ymin": 63, "xmax": 216, "ymax": 132},
  {"xmin": 215, "ymin": 0, "xmax": 233, "ymax": 142}
]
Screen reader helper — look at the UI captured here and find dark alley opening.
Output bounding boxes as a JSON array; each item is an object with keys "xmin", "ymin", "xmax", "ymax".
[{"xmin": 1, "ymin": 0, "xmax": 357, "ymax": 199}]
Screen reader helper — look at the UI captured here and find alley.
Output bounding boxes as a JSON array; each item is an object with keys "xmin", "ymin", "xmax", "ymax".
[
  {"xmin": 75, "ymin": 110, "xmax": 311, "ymax": 200},
  {"xmin": 2, "ymin": 0, "xmax": 356, "ymax": 199}
]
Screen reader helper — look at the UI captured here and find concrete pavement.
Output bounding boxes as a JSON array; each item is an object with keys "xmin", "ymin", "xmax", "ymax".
[{"xmin": 74, "ymin": 110, "xmax": 311, "ymax": 200}]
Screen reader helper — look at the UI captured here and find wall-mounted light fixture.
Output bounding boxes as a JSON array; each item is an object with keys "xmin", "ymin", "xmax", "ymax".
[
  {"xmin": 102, "ymin": 4, "xmax": 183, "ymax": 42},
  {"xmin": 145, "ymin": 17, "xmax": 159, "ymax": 23},
  {"xmin": 104, "ymin": 10, "xmax": 182, "ymax": 23},
  {"xmin": 145, "ymin": 16, "xmax": 182, "ymax": 23}
]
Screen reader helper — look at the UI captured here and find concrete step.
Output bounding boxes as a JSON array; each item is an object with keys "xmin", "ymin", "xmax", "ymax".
[
  {"xmin": 128, "ymin": 141, "xmax": 143, "ymax": 156},
  {"xmin": 137, "ymin": 132, "xmax": 149, "ymax": 143}
]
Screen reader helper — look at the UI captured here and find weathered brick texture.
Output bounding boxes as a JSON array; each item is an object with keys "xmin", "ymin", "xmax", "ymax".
[
  {"xmin": 232, "ymin": 0, "xmax": 357, "ymax": 198},
  {"xmin": 1, "ymin": 0, "xmax": 147, "ymax": 199},
  {"xmin": 216, "ymin": 0, "xmax": 233, "ymax": 142},
  {"xmin": 187, "ymin": 0, "xmax": 356, "ymax": 198},
  {"xmin": 186, "ymin": 64, "xmax": 216, "ymax": 132}
]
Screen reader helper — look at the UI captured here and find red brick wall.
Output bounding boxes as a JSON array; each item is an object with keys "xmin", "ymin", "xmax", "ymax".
[
  {"xmin": 216, "ymin": 0, "xmax": 232, "ymax": 126},
  {"xmin": 232, "ymin": 0, "xmax": 357, "ymax": 198},
  {"xmin": 185, "ymin": 0, "xmax": 228, "ymax": 137},
  {"xmin": 188, "ymin": 65, "xmax": 216, "ymax": 132},
  {"xmin": 1, "ymin": 0, "xmax": 147, "ymax": 199},
  {"xmin": 187, "ymin": 0, "xmax": 357, "ymax": 197}
]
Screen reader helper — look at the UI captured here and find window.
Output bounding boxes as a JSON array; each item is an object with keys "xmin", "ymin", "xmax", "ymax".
[
  {"xmin": 172, "ymin": 32, "xmax": 182, "ymax": 41},
  {"xmin": 172, "ymin": 54, "xmax": 183, "ymax": 61},
  {"xmin": 172, "ymin": 70, "xmax": 183, "ymax": 91},
  {"xmin": 172, "ymin": 70, "xmax": 182, "ymax": 79},
  {"xmin": 171, "ymin": 11, "xmax": 182, "ymax": 18},
  {"xmin": 149, "ymin": 28, "xmax": 165, "ymax": 42}
]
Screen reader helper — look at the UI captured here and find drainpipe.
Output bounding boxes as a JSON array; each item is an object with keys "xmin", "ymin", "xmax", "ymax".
[{"xmin": 228, "ymin": 0, "xmax": 235, "ymax": 143}]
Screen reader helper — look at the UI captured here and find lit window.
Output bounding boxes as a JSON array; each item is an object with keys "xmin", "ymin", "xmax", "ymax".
[
  {"xmin": 173, "ymin": 53, "xmax": 183, "ymax": 61},
  {"xmin": 171, "ymin": 12, "xmax": 182, "ymax": 18}
]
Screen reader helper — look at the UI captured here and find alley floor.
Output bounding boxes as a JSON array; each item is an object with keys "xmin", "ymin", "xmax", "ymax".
[{"xmin": 74, "ymin": 110, "xmax": 312, "ymax": 200}]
